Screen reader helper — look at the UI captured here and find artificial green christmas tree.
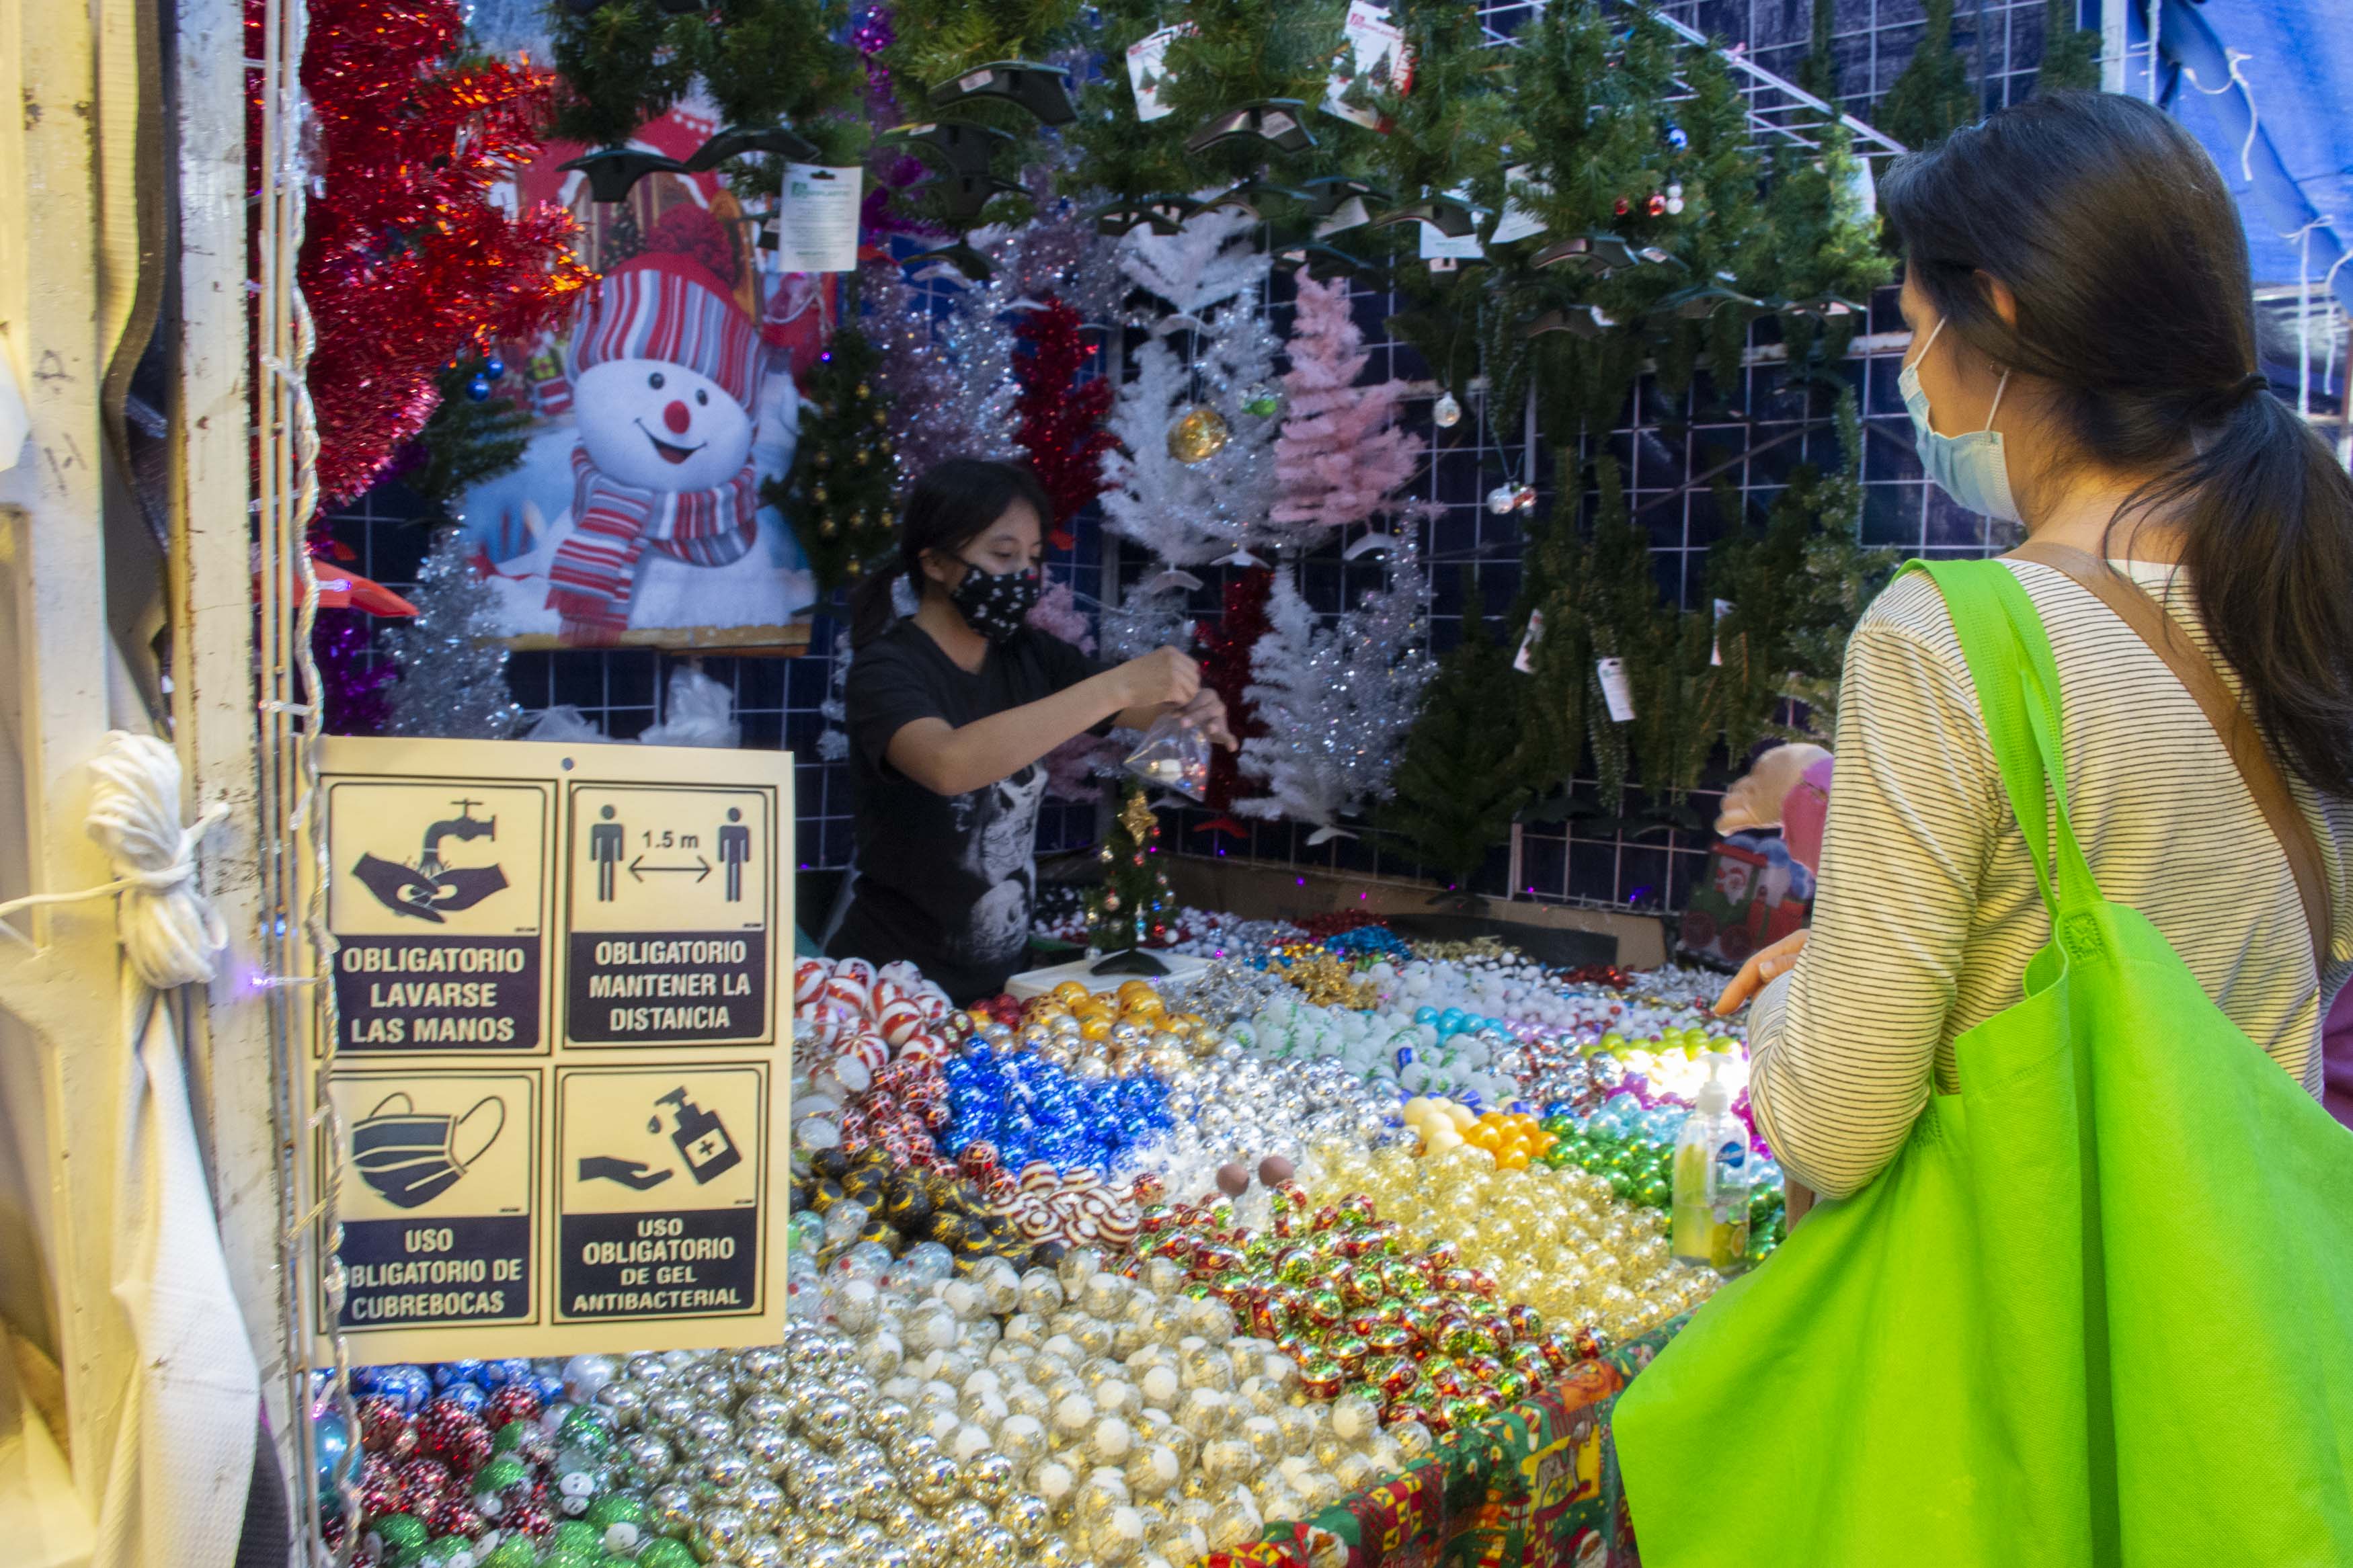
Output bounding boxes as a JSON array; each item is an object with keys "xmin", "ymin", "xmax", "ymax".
[
  {"xmin": 1383, "ymin": 580, "xmax": 1529, "ymax": 900},
  {"xmin": 1086, "ymin": 786, "xmax": 1175, "ymax": 955},
  {"xmin": 547, "ymin": 0, "xmax": 867, "ymax": 183},
  {"xmin": 1706, "ymin": 391, "xmax": 1897, "ymax": 750},
  {"xmin": 771, "ymin": 319, "xmax": 898, "ymax": 595},
  {"xmin": 2036, "ymin": 0, "xmax": 2104, "ymax": 94},
  {"xmin": 1760, "ymin": 117, "xmax": 1894, "ymax": 366},
  {"xmin": 1071, "ymin": 0, "xmax": 1350, "ymax": 204},
  {"xmin": 1798, "ymin": 0, "xmax": 1841, "ymax": 100},
  {"xmin": 404, "ymin": 359, "xmax": 534, "ymax": 518},
  {"xmin": 1876, "ymin": 0, "xmax": 1979, "ymax": 151}
]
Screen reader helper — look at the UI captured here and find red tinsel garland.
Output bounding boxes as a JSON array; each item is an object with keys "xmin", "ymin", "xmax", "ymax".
[
  {"xmin": 1012, "ymin": 296, "xmax": 1117, "ymax": 552},
  {"xmin": 1194, "ymin": 567, "xmax": 1273, "ymax": 825},
  {"xmin": 245, "ymin": 0, "xmax": 594, "ymax": 506}
]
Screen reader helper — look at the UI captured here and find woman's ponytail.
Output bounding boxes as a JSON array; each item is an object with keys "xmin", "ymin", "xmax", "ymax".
[
  {"xmin": 846, "ymin": 558, "xmax": 907, "ymax": 651},
  {"xmin": 2163, "ymin": 386, "xmax": 2353, "ymax": 790}
]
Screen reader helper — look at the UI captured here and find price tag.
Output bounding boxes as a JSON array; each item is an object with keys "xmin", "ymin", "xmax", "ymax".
[
  {"xmin": 771, "ymin": 165, "xmax": 863, "ymax": 275},
  {"xmin": 1513, "ymin": 609, "xmax": 1545, "ymax": 673},
  {"xmin": 1314, "ymin": 196, "xmax": 1372, "ymax": 238},
  {"xmin": 1490, "ymin": 164, "xmax": 1551, "ymax": 245},
  {"xmin": 1324, "ymin": 2, "xmax": 1413, "ymax": 130},
  {"xmin": 1125, "ymin": 24, "xmax": 1195, "ymax": 122},
  {"xmin": 1710, "ymin": 599, "xmax": 1733, "ymax": 667},
  {"xmin": 1598, "ymin": 657, "xmax": 1637, "ymax": 722}
]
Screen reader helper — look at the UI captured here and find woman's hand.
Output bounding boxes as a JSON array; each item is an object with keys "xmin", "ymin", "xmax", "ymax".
[
  {"xmin": 1178, "ymin": 687, "xmax": 1238, "ymax": 749},
  {"xmin": 1116, "ymin": 645, "xmax": 1202, "ymax": 710},
  {"xmin": 1713, "ymin": 931, "xmax": 1808, "ymax": 1016}
]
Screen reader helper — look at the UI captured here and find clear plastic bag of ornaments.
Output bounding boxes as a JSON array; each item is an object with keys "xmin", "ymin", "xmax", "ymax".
[{"xmin": 1123, "ymin": 712, "xmax": 1211, "ymax": 800}]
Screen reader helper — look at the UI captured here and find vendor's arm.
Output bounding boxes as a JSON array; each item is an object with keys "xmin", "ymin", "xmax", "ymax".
[
  {"xmin": 883, "ymin": 647, "xmax": 1201, "ymax": 798},
  {"xmin": 1743, "ymin": 591, "xmax": 2001, "ymax": 1200}
]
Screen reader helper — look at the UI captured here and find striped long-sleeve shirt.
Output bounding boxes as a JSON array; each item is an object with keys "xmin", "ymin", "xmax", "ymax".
[{"xmin": 1747, "ymin": 557, "xmax": 2353, "ymax": 1200}]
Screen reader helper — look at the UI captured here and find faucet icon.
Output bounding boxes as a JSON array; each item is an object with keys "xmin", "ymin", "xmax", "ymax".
[{"xmin": 418, "ymin": 798, "xmax": 496, "ymax": 878}]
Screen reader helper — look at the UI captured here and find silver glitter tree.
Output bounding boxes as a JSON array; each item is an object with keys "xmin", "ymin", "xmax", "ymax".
[
  {"xmin": 1235, "ymin": 538, "xmax": 1435, "ymax": 841},
  {"xmin": 383, "ymin": 528, "xmax": 525, "ymax": 739}
]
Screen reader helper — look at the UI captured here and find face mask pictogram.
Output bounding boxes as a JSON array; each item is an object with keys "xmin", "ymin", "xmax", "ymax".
[{"xmin": 351, "ymin": 1093, "xmax": 508, "ymax": 1209}]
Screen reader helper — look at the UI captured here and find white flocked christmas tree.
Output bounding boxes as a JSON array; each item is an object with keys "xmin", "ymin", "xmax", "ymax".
[
  {"xmin": 1235, "ymin": 538, "xmax": 1437, "ymax": 842},
  {"xmin": 1099, "ymin": 205, "xmax": 1283, "ymax": 573}
]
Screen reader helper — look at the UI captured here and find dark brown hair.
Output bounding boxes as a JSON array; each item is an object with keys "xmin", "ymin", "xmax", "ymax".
[
  {"xmin": 1882, "ymin": 90, "xmax": 2353, "ymax": 796},
  {"xmin": 846, "ymin": 457, "xmax": 1054, "ymax": 649}
]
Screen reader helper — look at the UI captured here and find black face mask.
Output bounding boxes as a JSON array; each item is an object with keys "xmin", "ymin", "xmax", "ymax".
[{"xmin": 947, "ymin": 561, "xmax": 1042, "ymax": 643}]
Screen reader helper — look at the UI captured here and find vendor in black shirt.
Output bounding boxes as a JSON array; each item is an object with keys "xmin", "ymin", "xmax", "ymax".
[{"xmin": 827, "ymin": 459, "xmax": 1233, "ymax": 1003}]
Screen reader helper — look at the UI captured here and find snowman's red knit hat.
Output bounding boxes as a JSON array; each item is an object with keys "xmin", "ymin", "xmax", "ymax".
[{"xmin": 569, "ymin": 250, "xmax": 764, "ymax": 410}]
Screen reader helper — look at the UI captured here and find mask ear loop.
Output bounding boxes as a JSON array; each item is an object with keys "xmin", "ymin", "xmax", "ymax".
[
  {"xmin": 1905, "ymin": 315, "xmax": 1946, "ymax": 376},
  {"xmin": 1983, "ymin": 364, "xmax": 2011, "ymax": 434}
]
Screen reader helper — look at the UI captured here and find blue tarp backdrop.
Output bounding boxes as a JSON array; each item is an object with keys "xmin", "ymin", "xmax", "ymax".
[{"xmin": 2143, "ymin": 0, "xmax": 2353, "ymax": 310}]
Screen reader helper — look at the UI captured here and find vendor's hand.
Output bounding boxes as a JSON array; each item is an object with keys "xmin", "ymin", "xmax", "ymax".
[
  {"xmin": 1714, "ymin": 931, "xmax": 1808, "ymax": 1016},
  {"xmin": 1116, "ymin": 645, "xmax": 1201, "ymax": 710},
  {"xmin": 1178, "ymin": 687, "xmax": 1238, "ymax": 749}
]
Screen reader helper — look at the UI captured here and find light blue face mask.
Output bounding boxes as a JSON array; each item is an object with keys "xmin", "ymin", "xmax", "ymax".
[{"xmin": 1899, "ymin": 317, "xmax": 2020, "ymax": 523}]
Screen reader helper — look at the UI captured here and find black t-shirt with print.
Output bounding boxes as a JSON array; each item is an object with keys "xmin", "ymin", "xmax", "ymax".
[{"xmin": 828, "ymin": 619, "xmax": 1105, "ymax": 1004}]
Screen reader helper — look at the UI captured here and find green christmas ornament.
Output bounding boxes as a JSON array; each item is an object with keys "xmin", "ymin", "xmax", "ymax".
[
  {"xmin": 556, "ymin": 1406, "xmax": 614, "ymax": 1453},
  {"xmin": 547, "ymin": 1521, "xmax": 602, "ymax": 1556},
  {"xmin": 481, "ymin": 1536, "xmax": 542, "ymax": 1568},
  {"xmin": 633, "ymin": 1540, "xmax": 701, "ymax": 1568},
  {"xmin": 364, "ymin": 1512, "xmax": 430, "ymax": 1568},
  {"xmin": 587, "ymin": 1492, "xmax": 653, "ymax": 1556}
]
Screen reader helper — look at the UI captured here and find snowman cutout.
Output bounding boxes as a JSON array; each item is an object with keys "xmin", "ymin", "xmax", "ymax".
[{"xmin": 485, "ymin": 245, "xmax": 813, "ymax": 642}]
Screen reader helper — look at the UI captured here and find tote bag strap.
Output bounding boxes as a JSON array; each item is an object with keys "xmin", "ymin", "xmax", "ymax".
[
  {"xmin": 1901, "ymin": 558, "xmax": 2101, "ymax": 924},
  {"xmin": 2006, "ymin": 540, "xmax": 2332, "ymax": 966}
]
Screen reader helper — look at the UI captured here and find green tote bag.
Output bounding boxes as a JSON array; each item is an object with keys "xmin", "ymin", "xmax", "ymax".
[{"xmin": 1613, "ymin": 556, "xmax": 2353, "ymax": 1567}]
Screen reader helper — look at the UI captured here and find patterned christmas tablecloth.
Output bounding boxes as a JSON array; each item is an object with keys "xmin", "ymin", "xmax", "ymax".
[{"xmin": 1206, "ymin": 1318, "xmax": 1687, "ymax": 1568}]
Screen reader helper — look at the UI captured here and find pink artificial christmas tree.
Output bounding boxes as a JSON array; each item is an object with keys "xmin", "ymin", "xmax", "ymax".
[{"xmin": 1270, "ymin": 274, "xmax": 1423, "ymax": 550}]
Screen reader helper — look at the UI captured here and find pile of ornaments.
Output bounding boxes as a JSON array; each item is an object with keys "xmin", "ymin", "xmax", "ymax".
[
  {"xmin": 792, "ymin": 1145, "xmax": 1045, "ymax": 1284},
  {"xmin": 1133, "ymin": 1184, "xmax": 1606, "ymax": 1438},
  {"xmin": 792, "ymin": 957, "xmax": 961, "ymax": 1165},
  {"xmin": 1312, "ymin": 1140, "xmax": 1719, "ymax": 1342},
  {"xmin": 783, "ymin": 1233, "xmax": 1421, "ymax": 1567},
  {"xmin": 1226, "ymin": 988, "xmax": 1526, "ymax": 1108},
  {"xmin": 329, "ymin": 1359, "xmax": 654, "ymax": 1567}
]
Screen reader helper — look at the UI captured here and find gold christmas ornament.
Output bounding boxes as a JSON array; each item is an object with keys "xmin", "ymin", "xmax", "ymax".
[
  {"xmin": 1119, "ymin": 790, "xmax": 1158, "ymax": 843},
  {"xmin": 1166, "ymin": 404, "xmax": 1231, "ymax": 464}
]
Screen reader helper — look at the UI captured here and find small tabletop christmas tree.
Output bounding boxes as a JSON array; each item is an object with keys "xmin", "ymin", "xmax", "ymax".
[
  {"xmin": 1086, "ymin": 784, "xmax": 1175, "ymax": 965},
  {"xmin": 775, "ymin": 319, "xmax": 898, "ymax": 594}
]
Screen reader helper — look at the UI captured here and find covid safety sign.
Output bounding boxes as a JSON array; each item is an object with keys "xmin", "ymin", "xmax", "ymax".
[{"xmin": 306, "ymin": 736, "xmax": 790, "ymax": 1361}]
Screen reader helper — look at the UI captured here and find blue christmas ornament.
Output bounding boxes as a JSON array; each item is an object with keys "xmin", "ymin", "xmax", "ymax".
[
  {"xmin": 434, "ymin": 1358, "xmax": 487, "ymax": 1390},
  {"xmin": 374, "ymin": 1364, "xmax": 431, "ymax": 1412},
  {"xmin": 1414, "ymin": 1006, "xmax": 1439, "ymax": 1026},
  {"xmin": 1665, "ymin": 124, "xmax": 1689, "ymax": 150},
  {"xmin": 481, "ymin": 1357, "xmax": 533, "ymax": 1388},
  {"xmin": 465, "ymin": 374, "xmax": 493, "ymax": 401},
  {"xmin": 483, "ymin": 355, "xmax": 506, "ymax": 380},
  {"xmin": 313, "ymin": 1407, "xmax": 363, "ymax": 1518},
  {"xmin": 440, "ymin": 1380, "xmax": 489, "ymax": 1415}
]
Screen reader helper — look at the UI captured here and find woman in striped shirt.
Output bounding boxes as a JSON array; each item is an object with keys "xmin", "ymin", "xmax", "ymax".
[{"xmin": 1714, "ymin": 92, "xmax": 2353, "ymax": 1211}]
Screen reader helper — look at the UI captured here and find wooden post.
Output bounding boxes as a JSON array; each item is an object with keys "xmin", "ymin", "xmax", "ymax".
[
  {"xmin": 170, "ymin": 0, "xmax": 301, "ymax": 1512},
  {"xmin": 0, "ymin": 0, "xmax": 145, "ymax": 1506}
]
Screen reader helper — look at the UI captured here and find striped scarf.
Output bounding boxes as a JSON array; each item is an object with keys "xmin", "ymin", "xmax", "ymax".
[{"xmin": 546, "ymin": 444, "xmax": 761, "ymax": 643}]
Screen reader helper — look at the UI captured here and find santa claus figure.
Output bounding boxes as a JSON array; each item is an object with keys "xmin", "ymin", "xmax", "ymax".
[{"xmin": 477, "ymin": 212, "xmax": 812, "ymax": 641}]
